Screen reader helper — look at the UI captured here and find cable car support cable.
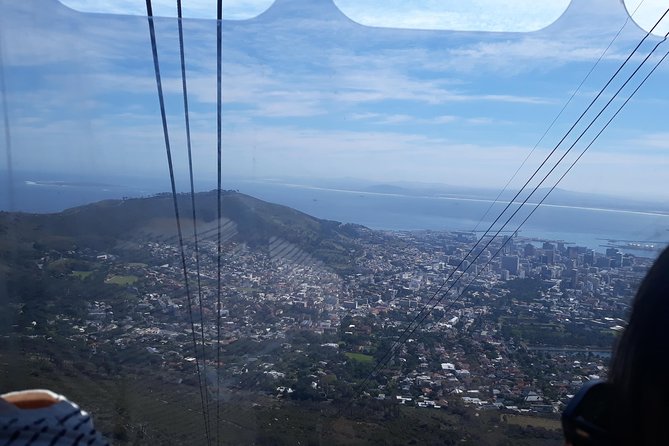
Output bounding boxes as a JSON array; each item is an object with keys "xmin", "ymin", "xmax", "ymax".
[
  {"xmin": 145, "ymin": 1, "xmax": 211, "ymax": 443},
  {"xmin": 472, "ymin": 0, "xmax": 647, "ymax": 233},
  {"xmin": 176, "ymin": 0, "xmax": 212, "ymax": 443},
  {"xmin": 346, "ymin": 7, "xmax": 669, "ymax": 410},
  {"xmin": 215, "ymin": 0, "xmax": 223, "ymax": 444}
]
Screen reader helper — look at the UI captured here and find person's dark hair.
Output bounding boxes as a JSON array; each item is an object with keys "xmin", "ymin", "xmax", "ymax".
[{"xmin": 609, "ymin": 246, "xmax": 669, "ymax": 445}]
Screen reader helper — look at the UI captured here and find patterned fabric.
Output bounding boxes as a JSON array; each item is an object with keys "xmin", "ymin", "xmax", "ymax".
[{"xmin": 0, "ymin": 390, "xmax": 109, "ymax": 446}]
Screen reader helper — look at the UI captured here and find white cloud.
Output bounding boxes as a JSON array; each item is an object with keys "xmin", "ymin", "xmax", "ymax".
[
  {"xmin": 7, "ymin": 107, "xmax": 669, "ymax": 200},
  {"xmin": 627, "ymin": 132, "xmax": 669, "ymax": 150},
  {"xmin": 3, "ymin": 0, "xmax": 669, "ymax": 203},
  {"xmin": 445, "ymin": 38, "xmax": 623, "ymax": 74},
  {"xmin": 347, "ymin": 112, "xmax": 505, "ymax": 126},
  {"xmin": 349, "ymin": 112, "xmax": 379, "ymax": 121},
  {"xmin": 252, "ymin": 100, "xmax": 326, "ymax": 118},
  {"xmin": 560, "ymin": 148, "xmax": 669, "ymax": 200}
]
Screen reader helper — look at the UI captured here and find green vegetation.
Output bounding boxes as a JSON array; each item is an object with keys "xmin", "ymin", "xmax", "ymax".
[
  {"xmin": 46, "ymin": 258, "xmax": 94, "ymax": 275},
  {"xmin": 345, "ymin": 352, "xmax": 374, "ymax": 363},
  {"xmin": 505, "ymin": 414, "xmax": 561, "ymax": 430},
  {"xmin": 501, "ymin": 319, "xmax": 615, "ymax": 347},
  {"xmin": 71, "ymin": 270, "xmax": 94, "ymax": 279},
  {"xmin": 106, "ymin": 275, "xmax": 139, "ymax": 286},
  {"xmin": 0, "ymin": 192, "xmax": 571, "ymax": 445},
  {"xmin": 0, "ymin": 338, "xmax": 562, "ymax": 446},
  {"xmin": 502, "ymin": 278, "xmax": 550, "ymax": 302},
  {"xmin": 0, "ymin": 191, "xmax": 361, "ymax": 274}
]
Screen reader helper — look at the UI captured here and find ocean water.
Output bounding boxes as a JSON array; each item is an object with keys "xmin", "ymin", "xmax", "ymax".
[
  {"xmin": 2, "ymin": 174, "xmax": 668, "ymax": 257},
  {"xmin": 237, "ymin": 182, "xmax": 669, "ymax": 257}
]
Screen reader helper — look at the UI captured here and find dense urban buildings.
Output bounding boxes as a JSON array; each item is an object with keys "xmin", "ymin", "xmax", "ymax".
[{"xmin": 29, "ymin": 226, "xmax": 651, "ymax": 416}]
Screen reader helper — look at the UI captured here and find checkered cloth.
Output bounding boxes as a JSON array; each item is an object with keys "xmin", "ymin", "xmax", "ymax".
[{"xmin": 0, "ymin": 389, "xmax": 109, "ymax": 445}]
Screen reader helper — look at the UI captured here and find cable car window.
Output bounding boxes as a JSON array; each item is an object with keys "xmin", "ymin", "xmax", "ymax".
[
  {"xmin": 332, "ymin": 0, "xmax": 571, "ymax": 32},
  {"xmin": 58, "ymin": 0, "xmax": 276, "ymax": 20},
  {"xmin": 1, "ymin": 0, "xmax": 668, "ymax": 444}
]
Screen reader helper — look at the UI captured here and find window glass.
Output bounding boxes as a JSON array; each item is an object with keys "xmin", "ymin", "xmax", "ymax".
[
  {"xmin": 1, "ymin": 0, "xmax": 668, "ymax": 444},
  {"xmin": 333, "ymin": 0, "xmax": 571, "ymax": 31},
  {"xmin": 59, "ymin": 0, "xmax": 276, "ymax": 20},
  {"xmin": 624, "ymin": 0, "xmax": 669, "ymax": 35}
]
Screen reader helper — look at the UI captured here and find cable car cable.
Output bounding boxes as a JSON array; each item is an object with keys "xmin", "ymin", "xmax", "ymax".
[
  {"xmin": 362, "ymin": 6, "xmax": 669, "ymax": 387},
  {"xmin": 0, "ymin": 39, "xmax": 14, "ymax": 212},
  {"xmin": 472, "ymin": 0, "xmax": 647, "ymax": 233},
  {"xmin": 176, "ymin": 0, "xmax": 212, "ymax": 443},
  {"xmin": 416, "ymin": 26, "xmax": 669, "ymax": 346},
  {"xmin": 346, "ymin": 9, "xmax": 669, "ymax": 410},
  {"xmin": 402, "ymin": 28, "xmax": 669, "ymax": 355},
  {"xmin": 439, "ymin": 45, "xmax": 669, "ymax": 340},
  {"xmin": 144, "ymin": 1, "xmax": 210, "ymax": 442},
  {"xmin": 215, "ymin": 0, "xmax": 223, "ymax": 444}
]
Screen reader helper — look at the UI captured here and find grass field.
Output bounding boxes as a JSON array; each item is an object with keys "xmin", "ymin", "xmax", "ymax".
[
  {"xmin": 106, "ymin": 275, "xmax": 139, "ymax": 285},
  {"xmin": 345, "ymin": 352, "xmax": 374, "ymax": 363},
  {"xmin": 505, "ymin": 414, "xmax": 561, "ymax": 430},
  {"xmin": 71, "ymin": 270, "xmax": 94, "ymax": 279}
]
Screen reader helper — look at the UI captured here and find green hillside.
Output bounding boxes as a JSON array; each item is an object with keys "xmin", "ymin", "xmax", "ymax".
[{"xmin": 0, "ymin": 190, "xmax": 367, "ymax": 273}]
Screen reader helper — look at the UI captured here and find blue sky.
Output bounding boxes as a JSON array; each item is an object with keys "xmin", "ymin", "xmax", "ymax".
[{"xmin": 1, "ymin": 0, "xmax": 669, "ymax": 200}]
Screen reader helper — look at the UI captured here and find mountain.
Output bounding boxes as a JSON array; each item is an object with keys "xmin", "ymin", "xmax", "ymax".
[{"xmin": 0, "ymin": 190, "xmax": 370, "ymax": 274}]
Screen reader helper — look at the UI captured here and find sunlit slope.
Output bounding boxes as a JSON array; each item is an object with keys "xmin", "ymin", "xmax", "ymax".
[{"xmin": 0, "ymin": 191, "xmax": 367, "ymax": 271}]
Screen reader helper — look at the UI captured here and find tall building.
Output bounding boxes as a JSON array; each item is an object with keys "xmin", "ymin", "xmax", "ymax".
[
  {"xmin": 557, "ymin": 242, "xmax": 566, "ymax": 254},
  {"xmin": 542, "ymin": 249, "xmax": 555, "ymax": 264},
  {"xmin": 501, "ymin": 255, "xmax": 519, "ymax": 275},
  {"xmin": 606, "ymin": 247, "xmax": 621, "ymax": 258},
  {"xmin": 524, "ymin": 243, "xmax": 536, "ymax": 257},
  {"xmin": 584, "ymin": 250, "xmax": 595, "ymax": 266},
  {"xmin": 596, "ymin": 257, "xmax": 612, "ymax": 268},
  {"xmin": 613, "ymin": 252, "xmax": 624, "ymax": 267}
]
